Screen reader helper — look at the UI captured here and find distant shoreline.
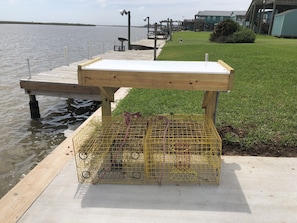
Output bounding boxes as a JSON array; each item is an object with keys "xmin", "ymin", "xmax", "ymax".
[
  {"xmin": 0, "ymin": 21, "xmax": 144, "ymax": 28},
  {"xmin": 0, "ymin": 21, "xmax": 96, "ymax": 26}
]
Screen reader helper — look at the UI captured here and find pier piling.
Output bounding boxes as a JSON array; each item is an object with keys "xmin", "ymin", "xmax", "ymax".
[{"xmin": 29, "ymin": 95, "xmax": 40, "ymax": 119}]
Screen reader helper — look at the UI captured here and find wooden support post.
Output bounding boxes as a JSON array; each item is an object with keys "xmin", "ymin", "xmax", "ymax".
[
  {"xmin": 154, "ymin": 23, "xmax": 157, "ymax": 60},
  {"xmin": 101, "ymin": 96, "xmax": 112, "ymax": 117},
  {"xmin": 268, "ymin": 2, "xmax": 277, "ymax": 35},
  {"xmin": 250, "ymin": 4, "xmax": 257, "ymax": 30},
  {"xmin": 202, "ymin": 91, "xmax": 219, "ymax": 124},
  {"xmin": 29, "ymin": 95, "xmax": 40, "ymax": 119},
  {"xmin": 99, "ymin": 87, "xmax": 114, "ymax": 117}
]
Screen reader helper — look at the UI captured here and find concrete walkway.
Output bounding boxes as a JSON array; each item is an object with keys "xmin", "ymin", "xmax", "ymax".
[
  {"xmin": 18, "ymin": 155, "xmax": 297, "ymax": 223},
  {"xmin": 1, "ymin": 38, "xmax": 297, "ymax": 223}
]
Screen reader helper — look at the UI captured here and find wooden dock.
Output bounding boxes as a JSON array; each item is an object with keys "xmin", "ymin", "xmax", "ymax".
[
  {"xmin": 20, "ymin": 60, "xmax": 105, "ymax": 101},
  {"xmin": 20, "ymin": 39, "xmax": 166, "ymax": 118}
]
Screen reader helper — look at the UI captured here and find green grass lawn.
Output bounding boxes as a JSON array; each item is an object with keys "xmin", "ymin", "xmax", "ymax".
[{"xmin": 113, "ymin": 32, "xmax": 297, "ymax": 149}]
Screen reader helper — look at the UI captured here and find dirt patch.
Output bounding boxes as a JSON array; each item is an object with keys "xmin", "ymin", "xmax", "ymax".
[{"xmin": 218, "ymin": 125, "xmax": 297, "ymax": 157}]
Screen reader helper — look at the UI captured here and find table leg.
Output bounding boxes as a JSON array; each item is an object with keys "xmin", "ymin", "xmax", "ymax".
[
  {"xmin": 202, "ymin": 91, "xmax": 219, "ymax": 124},
  {"xmin": 99, "ymin": 87, "xmax": 114, "ymax": 117}
]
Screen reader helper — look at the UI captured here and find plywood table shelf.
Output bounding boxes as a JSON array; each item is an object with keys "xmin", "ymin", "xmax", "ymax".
[{"xmin": 78, "ymin": 58, "xmax": 235, "ymax": 122}]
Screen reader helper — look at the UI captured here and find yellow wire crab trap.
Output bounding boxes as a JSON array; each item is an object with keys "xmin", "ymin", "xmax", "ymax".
[{"xmin": 72, "ymin": 114, "xmax": 222, "ymax": 185}]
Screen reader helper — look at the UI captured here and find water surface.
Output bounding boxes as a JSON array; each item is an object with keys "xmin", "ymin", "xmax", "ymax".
[{"xmin": 0, "ymin": 24, "xmax": 146, "ymax": 198}]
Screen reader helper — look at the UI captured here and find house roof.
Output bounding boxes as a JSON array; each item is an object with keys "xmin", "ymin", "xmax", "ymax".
[
  {"xmin": 197, "ymin": 11, "xmax": 233, "ymax": 17},
  {"xmin": 196, "ymin": 10, "xmax": 246, "ymax": 17},
  {"xmin": 231, "ymin": 11, "xmax": 247, "ymax": 16}
]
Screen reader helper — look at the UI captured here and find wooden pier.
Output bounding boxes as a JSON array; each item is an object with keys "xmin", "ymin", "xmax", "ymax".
[
  {"xmin": 20, "ymin": 39, "xmax": 166, "ymax": 118},
  {"xmin": 20, "ymin": 60, "xmax": 103, "ymax": 101}
]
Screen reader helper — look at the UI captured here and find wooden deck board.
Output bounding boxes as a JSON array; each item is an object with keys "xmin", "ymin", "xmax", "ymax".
[
  {"xmin": 19, "ymin": 39, "xmax": 166, "ymax": 101},
  {"xmin": 0, "ymin": 136, "xmax": 74, "ymax": 223},
  {"xmin": 20, "ymin": 59, "xmax": 92, "ymax": 97}
]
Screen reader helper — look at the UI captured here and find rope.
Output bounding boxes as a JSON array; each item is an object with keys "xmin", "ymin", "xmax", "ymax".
[
  {"xmin": 156, "ymin": 115, "xmax": 170, "ymax": 185},
  {"xmin": 96, "ymin": 112, "xmax": 141, "ymax": 183}
]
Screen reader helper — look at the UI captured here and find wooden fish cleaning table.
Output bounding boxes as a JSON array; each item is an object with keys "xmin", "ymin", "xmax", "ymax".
[{"xmin": 78, "ymin": 58, "xmax": 234, "ymax": 122}]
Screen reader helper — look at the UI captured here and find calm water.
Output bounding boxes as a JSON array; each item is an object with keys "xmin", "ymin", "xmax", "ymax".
[{"xmin": 0, "ymin": 24, "xmax": 146, "ymax": 198}]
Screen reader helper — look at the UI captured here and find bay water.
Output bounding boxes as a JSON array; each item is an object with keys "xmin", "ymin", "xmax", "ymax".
[{"xmin": 0, "ymin": 24, "xmax": 146, "ymax": 198}]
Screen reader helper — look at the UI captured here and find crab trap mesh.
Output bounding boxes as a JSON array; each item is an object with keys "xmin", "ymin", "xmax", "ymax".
[{"xmin": 73, "ymin": 114, "xmax": 222, "ymax": 185}]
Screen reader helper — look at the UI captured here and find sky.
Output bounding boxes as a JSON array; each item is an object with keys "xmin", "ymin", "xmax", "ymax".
[{"xmin": 0, "ymin": 0, "xmax": 252, "ymax": 26}]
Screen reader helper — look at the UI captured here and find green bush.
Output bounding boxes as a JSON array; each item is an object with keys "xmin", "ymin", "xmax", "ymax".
[
  {"xmin": 232, "ymin": 28, "xmax": 256, "ymax": 43},
  {"xmin": 209, "ymin": 19, "xmax": 239, "ymax": 42},
  {"xmin": 216, "ymin": 19, "xmax": 239, "ymax": 36},
  {"xmin": 210, "ymin": 19, "xmax": 256, "ymax": 43}
]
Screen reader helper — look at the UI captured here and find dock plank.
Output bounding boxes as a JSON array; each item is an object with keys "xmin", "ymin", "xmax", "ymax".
[
  {"xmin": 0, "ymin": 135, "xmax": 74, "ymax": 223},
  {"xmin": 19, "ymin": 39, "xmax": 166, "ymax": 101},
  {"xmin": 20, "ymin": 81, "xmax": 119, "ymax": 101}
]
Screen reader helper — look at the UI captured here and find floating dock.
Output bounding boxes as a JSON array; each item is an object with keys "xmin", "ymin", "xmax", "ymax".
[{"xmin": 1, "ymin": 39, "xmax": 296, "ymax": 223}]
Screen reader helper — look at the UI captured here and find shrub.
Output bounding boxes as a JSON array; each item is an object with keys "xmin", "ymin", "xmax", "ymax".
[
  {"xmin": 210, "ymin": 19, "xmax": 256, "ymax": 43},
  {"xmin": 209, "ymin": 19, "xmax": 239, "ymax": 42},
  {"xmin": 232, "ymin": 28, "xmax": 256, "ymax": 43}
]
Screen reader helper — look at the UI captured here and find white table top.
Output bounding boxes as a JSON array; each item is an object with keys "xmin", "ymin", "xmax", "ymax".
[{"xmin": 82, "ymin": 60, "xmax": 231, "ymax": 75}]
